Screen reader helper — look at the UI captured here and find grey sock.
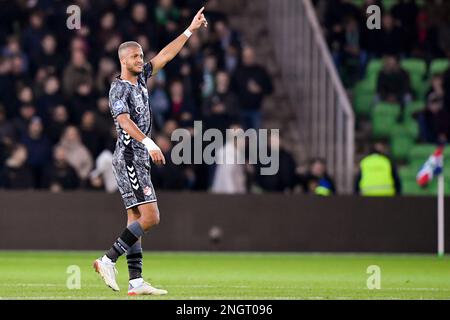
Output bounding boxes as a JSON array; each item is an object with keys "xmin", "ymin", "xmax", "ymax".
[
  {"xmin": 127, "ymin": 241, "xmax": 143, "ymax": 280},
  {"xmin": 105, "ymin": 221, "xmax": 145, "ymax": 262}
]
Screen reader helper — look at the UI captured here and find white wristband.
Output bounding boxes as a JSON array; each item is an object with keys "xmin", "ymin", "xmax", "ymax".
[
  {"xmin": 142, "ymin": 137, "xmax": 160, "ymax": 152},
  {"xmin": 183, "ymin": 28, "xmax": 193, "ymax": 38}
]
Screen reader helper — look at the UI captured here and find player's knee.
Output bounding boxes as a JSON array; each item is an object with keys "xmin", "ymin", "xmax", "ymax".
[
  {"xmin": 140, "ymin": 211, "xmax": 160, "ymax": 231},
  {"xmin": 150, "ymin": 212, "xmax": 160, "ymax": 226}
]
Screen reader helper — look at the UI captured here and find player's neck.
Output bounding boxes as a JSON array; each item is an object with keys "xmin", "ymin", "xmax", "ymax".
[{"xmin": 120, "ymin": 70, "xmax": 138, "ymax": 85}]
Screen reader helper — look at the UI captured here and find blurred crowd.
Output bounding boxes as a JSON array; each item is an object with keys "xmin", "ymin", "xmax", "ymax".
[
  {"xmin": 0, "ymin": 0, "xmax": 331, "ymax": 195},
  {"xmin": 317, "ymin": 0, "xmax": 450, "ymax": 85},
  {"xmin": 311, "ymin": 0, "xmax": 450, "ymax": 196},
  {"xmin": 317, "ymin": 0, "xmax": 450, "ymax": 143}
]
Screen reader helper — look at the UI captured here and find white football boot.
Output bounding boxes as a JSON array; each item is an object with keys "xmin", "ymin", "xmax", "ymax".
[
  {"xmin": 93, "ymin": 257, "xmax": 120, "ymax": 291},
  {"xmin": 127, "ymin": 279, "xmax": 168, "ymax": 296}
]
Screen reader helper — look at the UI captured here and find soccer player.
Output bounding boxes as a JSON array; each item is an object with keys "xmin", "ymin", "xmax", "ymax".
[{"xmin": 93, "ymin": 7, "xmax": 208, "ymax": 295}]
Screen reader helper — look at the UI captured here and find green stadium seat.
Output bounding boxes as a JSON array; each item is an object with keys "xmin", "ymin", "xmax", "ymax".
[
  {"xmin": 366, "ymin": 59, "xmax": 383, "ymax": 80},
  {"xmin": 391, "ymin": 129, "xmax": 414, "ymax": 161},
  {"xmin": 401, "ymin": 59, "xmax": 426, "ymax": 77},
  {"xmin": 408, "ymin": 144, "xmax": 438, "ymax": 164},
  {"xmin": 404, "ymin": 101, "xmax": 424, "ymax": 120},
  {"xmin": 373, "ymin": 102, "xmax": 401, "ymax": 117},
  {"xmin": 371, "ymin": 102, "xmax": 401, "ymax": 138},
  {"xmin": 383, "ymin": 0, "xmax": 397, "ymax": 11},
  {"xmin": 399, "ymin": 166, "xmax": 443, "ymax": 196},
  {"xmin": 353, "ymin": 81, "xmax": 375, "ymax": 116},
  {"xmin": 351, "ymin": 0, "xmax": 366, "ymax": 7},
  {"xmin": 430, "ymin": 59, "xmax": 449, "ymax": 76},
  {"xmin": 403, "ymin": 118, "xmax": 419, "ymax": 138},
  {"xmin": 409, "ymin": 74, "xmax": 429, "ymax": 100},
  {"xmin": 389, "ymin": 121, "xmax": 419, "ymax": 161}
]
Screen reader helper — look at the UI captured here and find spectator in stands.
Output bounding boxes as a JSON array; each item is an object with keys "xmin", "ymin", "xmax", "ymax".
[
  {"xmin": 203, "ymin": 71, "xmax": 239, "ymax": 133},
  {"xmin": 374, "ymin": 13, "xmax": 405, "ymax": 57},
  {"xmin": 0, "ymin": 105, "xmax": 15, "ymax": 149},
  {"xmin": 13, "ymin": 104, "xmax": 36, "ymax": 140},
  {"xmin": 0, "ymin": 57, "xmax": 16, "ymax": 118},
  {"xmin": 376, "ymin": 55, "xmax": 412, "ymax": 113},
  {"xmin": 21, "ymin": 116, "xmax": 51, "ymax": 188},
  {"xmin": 62, "ymin": 49, "xmax": 93, "ymax": 98},
  {"xmin": 444, "ymin": 64, "xmax": 450, "ymax": 112},
  {"xmin": 89, "ymin": 148, "xmax": 117, "ymax": 193},
  {"xmin": 80, "ymin": 111, "xmax": 103, "ymax": 158},
  {"xmin": 35, "ymin": 75, "xmax": 64, "ymax": 123},
  {"xmin": 36, "ymin": 33, "xmax": 62, "ymax": 74},
  {"xmin": 168, "ymin": 79, "xmax": 195, "ymax": 120},
  {"xmin": 299, "ymin": 158, "xmax": 336, "ymax": 196},
  {"xmin": 202, "ymin": 53, "xmax": 218, "ymax": 100},
  {"xmin": 57, "ymin": 126, "xmax": 93, "ymax": 184},
  {"xmin": 94, "ymin": 97, "xmax": 115, "ymax": 141},
  {"xmin": 151, "ymin": 134, "xmax": 189, "ymax": 190},
  {"xmin": 148, "ymin": 73, "xmax": 170, "ymax": 130},
  {"xmin": 355, "ymin": 141, "xmax": 401, "ymax": 196},
  {"xmin": 0, "ymin": 144, "xmax": 33, "ymax": 189},
  {"xmin": 155, "ymin": 0, "xmax": 181, "ymax": 43},
  {"xmin": 231, "ymin": 46, "xmax": 273, "ymax": 130},
  {"xmin": 426, "ymin": 73, "xmax": 445, "ymax": 101},
  {"xmin": 212, "ymin": 18, "xmax": 241, "ymax": 70},
  {"xmin": 69, "ymin": 82, "xmax": 97, "ymax": 125},
  {"xmin": 46, "ymin": 105, "xmax": 69, "ymax": 144},
  {"xmin": 416, "ymin": 93, "xmax": 449, "ymax": 144},
  {"xmin": 42, "ymin": 145, "xmax": 79, "ymax": 192},
  {"xmin": 391, "ymin": 0, "xmax": 419, "ymax": 54},
  {"xmin": 331, "ymin": 16, "xmax": 367, "ymax": 86},
  {"xmin": 95, "ymin": 56, "xmax": 118, "ymax": 95},
  {"xmin": 211, "ymin": 124, "xmax": 247, "ymax": 194},
  {"xmin": 255, "ymin": 135, "xmax": 297, "ymax": 193}
]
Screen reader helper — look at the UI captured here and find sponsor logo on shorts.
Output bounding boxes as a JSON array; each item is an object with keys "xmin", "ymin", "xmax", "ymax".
[{"xmin": 144, "ymin": 186, "xmax": 153, "ymax": 196}]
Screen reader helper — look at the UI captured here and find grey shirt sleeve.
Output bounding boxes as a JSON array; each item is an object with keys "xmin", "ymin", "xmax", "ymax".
[{"xmin": 109, "ymin": 81, "xmax": 130, "ymax": 118}]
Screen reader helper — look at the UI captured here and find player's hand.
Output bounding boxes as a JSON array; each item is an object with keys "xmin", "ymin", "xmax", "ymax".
[
  {"xmin": 188, "ymin": 7, "xmax": 208, "ymax": 32},
  {"xmin": 149, "ymin": 149, "xmax": 166, "ymax": 165}
]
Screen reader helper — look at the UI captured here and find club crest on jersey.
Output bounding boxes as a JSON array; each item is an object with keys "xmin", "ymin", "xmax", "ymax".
[{"xmin": 144, "ymin": 186, "xmax": 153, "ymax": 196}]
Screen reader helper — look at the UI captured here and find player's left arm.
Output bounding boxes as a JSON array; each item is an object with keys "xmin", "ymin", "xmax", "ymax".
[{"xmin": 150, "ymin": 6, "xmax": 208, "ymax": 75}]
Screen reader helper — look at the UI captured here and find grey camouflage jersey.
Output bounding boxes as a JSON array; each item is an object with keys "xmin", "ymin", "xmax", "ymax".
[{"xmin": 109, "ymin": 62, "xmax": 153, "ymax": 163}]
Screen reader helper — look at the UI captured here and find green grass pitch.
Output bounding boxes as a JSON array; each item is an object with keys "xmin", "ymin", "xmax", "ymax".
[{"xmin": 1, "ymin": 251, "xmax": 450, "ymax": 300}]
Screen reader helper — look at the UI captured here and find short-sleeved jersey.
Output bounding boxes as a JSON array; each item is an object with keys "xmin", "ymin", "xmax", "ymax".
[{"xmin": 109, "ymin": 62, "xmax": 153, "ymax": 162}]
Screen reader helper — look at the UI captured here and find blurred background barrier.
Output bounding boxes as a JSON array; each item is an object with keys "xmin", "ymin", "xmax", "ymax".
[
  {"xmin": 1, "ymin": 191, "xmax": 448, "ymax": 252},
  {"xmin": 266, "ymin": 0, "xmax": 355, "ymax": 194}
]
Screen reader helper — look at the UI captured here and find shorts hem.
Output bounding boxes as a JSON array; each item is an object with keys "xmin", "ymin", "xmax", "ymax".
[{"xmin": 125, "ymin": 199, "xmax": 157, "ymax": 210}]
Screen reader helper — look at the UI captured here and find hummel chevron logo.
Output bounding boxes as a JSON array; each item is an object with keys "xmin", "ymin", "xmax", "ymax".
[
  {"xmin": 130, "ymin": 178, "xmax": 138, "ymax": 184},
  {"xmin": 132, "ymin": 184, "xmax": 139, "ymax": 190},
  {"xmin": 128, "ymin": 172, "xmax": 136, "ymax": 178},
  {"xmin": 122, "ymin": 129, "xmax": 131, "ymax": 145},
  {"xmin": 127, "ymin": 166, "xmax": 135, "ymax": 172}
]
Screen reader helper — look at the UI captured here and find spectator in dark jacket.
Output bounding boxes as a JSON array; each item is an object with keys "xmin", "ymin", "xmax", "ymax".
[
  {"xmin": 231, "ymin": 46, "xmax": 273, "ymax": 129},
  {"xmin": 21, "ymin": 116, "xmax": 51, "ymax": 188},
  {"xmin": 255, "ymin": 135, "xmax": 297, "ymax": 192},
  {"xmin": 42, "ymin": 145, "xmax": 79, "ymax": 191},
  {"xmin": 416, "ymin": 93, "xmax": 450, "ymax": 144},
  {"xmin": 299, "ymin": 158, "xmax": 336, "ymax": 195},
  {"xmin": 376, "ymin": 55, "xmax": 412, "ymax": 113},
  {"xmin": 0, "ymin": 144, "xmax": 33, "ymax": 190}
]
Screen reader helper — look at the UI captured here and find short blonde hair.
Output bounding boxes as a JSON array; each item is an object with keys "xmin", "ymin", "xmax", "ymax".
[{"xmin": 118, "ymin": 41, "xmax": 142, "ymax": 60}]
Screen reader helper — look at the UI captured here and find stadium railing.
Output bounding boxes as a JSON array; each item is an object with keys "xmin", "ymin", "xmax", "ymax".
[{"xmin": 266, "ymin": 0, "xmax": 355, "ymax": 194}]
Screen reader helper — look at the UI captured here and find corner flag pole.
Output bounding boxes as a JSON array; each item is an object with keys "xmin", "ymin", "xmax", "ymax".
[{"xmin": 438, "ymin": 156, "xmax": 445, "ymax": 257}]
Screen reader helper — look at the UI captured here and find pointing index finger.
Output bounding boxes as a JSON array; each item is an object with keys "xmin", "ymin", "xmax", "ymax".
[{"xmin": 197, "ymin": 6, "xmax": 205, "ymax": 15}]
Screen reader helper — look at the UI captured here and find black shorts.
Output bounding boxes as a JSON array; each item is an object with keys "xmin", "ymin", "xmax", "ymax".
[{"xmin": 112, "ymin": 159, "xmax": 157, "ymax": 210}]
